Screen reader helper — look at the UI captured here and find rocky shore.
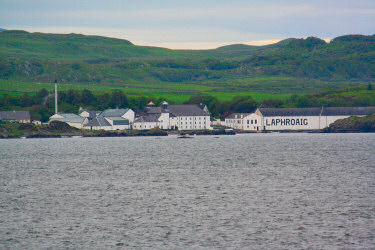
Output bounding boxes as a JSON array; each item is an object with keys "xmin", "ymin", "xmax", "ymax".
[
  {"xmin": 0, "ymin": 121, "xmax": 170, "ymax": 139},
  {"xmin": 324, "ymin": 114, "xmax": 375, "ymax": 133},
  {"xmin": 1, "ymin": 121, "xmax": 237, "ymax": 139}
]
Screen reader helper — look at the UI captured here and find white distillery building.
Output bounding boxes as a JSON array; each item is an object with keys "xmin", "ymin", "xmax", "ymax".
[
  {"xmin": 133, "ymin": 115, "xmax": 160, "ymax": 130},
  {"xmin": 134, "ymin": 101, "xmax": 211, "ymax": 130},
  {"xmin": 225, "ymin": 106, "xmax": 375, "ymax": 131},
  {"xmin": 83, "ymin": 108, "xmax": 134, "ymax": 130},
  {"xmin": 224, "ymin": 113, "xmax": 251, "ymax": 130}
]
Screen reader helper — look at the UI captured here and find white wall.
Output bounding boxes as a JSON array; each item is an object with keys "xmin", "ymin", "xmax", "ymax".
[
  {"xmin": 174, "ymin": 116, "xmax": 210, "ymax": 130},
  {"xmin": 224, "ymin": 118, "xmax": 243, "ymax": 130},
  {"xmin": 85, "ymin": 125, "xmax": 112, "ymax": 131},
  {"xmin": 261, "ymin": 116, "xmax": 321, "ymax": 131},
  {"xmin": 158, "ymin": 113, "xmax": 170, "ymax": 129},
  {"xmin": 122, "ymin": 110, "xmax": 135, "ymax": 123},
  {"xmin": 79, "ymin": 111, "xmax": 90, "ymax": 118},
  {"xmin": 133, "ymin": 121, "xmax": 159, "ymax": 130},
  {"xmin": 66, "ymin": 122, "xmax": 84, "ymax": 129},
  {"xmin": 243, "ymin": 113, "xmax": 262, "ymax": 131}
]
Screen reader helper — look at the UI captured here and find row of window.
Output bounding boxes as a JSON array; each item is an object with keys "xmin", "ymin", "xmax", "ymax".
[
  {"xmin": 247, "ymin": 120, "xmax": 257, "ymax": 124},
  {"xmin": 227, "ymin": 119, "xmax": 257, "ymax": 124},
  {"xmin": 178, "ymin": 117, "xmax": 208, "ymax": 120}
]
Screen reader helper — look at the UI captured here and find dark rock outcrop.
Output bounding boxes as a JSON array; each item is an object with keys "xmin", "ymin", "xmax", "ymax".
[{"xmin": 324, "ymin": 114, "xmax": 375, "ymax": 133}]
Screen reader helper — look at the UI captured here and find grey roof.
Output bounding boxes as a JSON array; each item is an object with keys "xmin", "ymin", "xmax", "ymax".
[
  {"xmin": 0, "ymin": 111, "xmax": 30, "ymax": 121},
  {"xmin": 146, "ymin": 107, "xmax": 164, "ymax": 114},
  {"xmin": 101, "ymin": 109, "xmax": 129, "ymax": 117},
  {"xmin": 167, "ymin": 105, "xmax": 209, "ymax": 116},
  {"xmin": 50, "ymin": 113, "xmax": 86, "ymax": 123},
  {"xmin": 226, "ymin": 113, "xmax": 251, "ymax": 119},
  {"xmin": 85, "ymin": 115, "xmax": 111, "ymax": 127},
  {"xmin": 134, "ymin": 115, "xmax": 160, "ymax": 123},
  {"xmin": 322, "ymin": 107, "xmax": 375, "ymax": 116},
  {"xmin": 82, "ymin": 110, "xmax": 101, "ymax": 118},
  {"xmin": 106, "ymin": 117, "xmax": 128, "ymax": 121},
  {"xmin": 258, "ymin": 107, "xmax": 322, "ymax": 117},
  {"xmin": 59, "ymin": 113, "xmax": 82, "ymax": 119}
]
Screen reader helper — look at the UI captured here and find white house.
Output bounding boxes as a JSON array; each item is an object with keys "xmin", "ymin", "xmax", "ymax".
[
  {"xmin": 243, "ymin": 113, "xmax": 262, "ymax": 131},
  {"xmin": 224, "ymin": 113, "xmax": 251, "ymax": 130},
  {"xmin": 49, "ymin": 113, "xmax": 88, "ymax": 129}
]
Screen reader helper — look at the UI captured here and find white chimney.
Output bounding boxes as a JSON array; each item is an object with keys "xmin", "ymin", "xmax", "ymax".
[{"xmin": 54, "ymin": 80, "xmax": 58, "ymax": 114}]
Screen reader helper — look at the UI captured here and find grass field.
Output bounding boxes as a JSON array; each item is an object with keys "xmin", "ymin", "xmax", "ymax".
[{"xmin": 0, "ymin": 79, "xmax": 292, "ymax": 103}]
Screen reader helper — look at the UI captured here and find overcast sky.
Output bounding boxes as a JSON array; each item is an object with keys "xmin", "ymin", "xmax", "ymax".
[{"xmin": 1, "ymin": 0, "xmax": 374, "ymax": 49}]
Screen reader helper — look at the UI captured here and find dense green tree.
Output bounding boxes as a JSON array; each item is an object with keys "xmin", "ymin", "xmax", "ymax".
[
  {"xmin": 81, "ymin": 89, "xmax": 96, "ymax": 106},
  {"xmin": 109, "ymin": 90, "xmax": 128, "ymax": 108}
]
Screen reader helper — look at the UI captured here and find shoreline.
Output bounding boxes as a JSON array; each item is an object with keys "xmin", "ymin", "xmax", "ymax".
[{"xmin": 2, "ymin": 130, "xmax": 375, "ymax": 140}]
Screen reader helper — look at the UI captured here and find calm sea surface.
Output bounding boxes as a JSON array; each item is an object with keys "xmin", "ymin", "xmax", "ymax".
[{"xmin": 0, "ymin": 133, "xmax": 374, "ymax": 249}]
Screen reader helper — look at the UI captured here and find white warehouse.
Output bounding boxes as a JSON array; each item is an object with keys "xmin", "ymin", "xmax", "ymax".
[
  {"xmin": 134, "ymin": 101, "xmax": 211, "ymax": 130},
  {"xmin": 225, "ymin": 106, "xmax": 375, "ymax": 131}
]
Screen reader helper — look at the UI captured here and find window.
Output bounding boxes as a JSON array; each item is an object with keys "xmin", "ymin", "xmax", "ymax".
[
  {"xmin": 247, "ymin": 120, "xmax": 249, "ymax": 124},
  {"xmin": 255, "ymin": 120, "xmax": 257, "ymax": 124},
  {"xmin": 251, "ymin": 120, "xmax": 253, "ymax": 124}
]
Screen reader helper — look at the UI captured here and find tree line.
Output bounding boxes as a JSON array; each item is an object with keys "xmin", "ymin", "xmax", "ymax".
[{"xmin": 1, "ymin": 85, "xmax": 374, "ymax": 122}]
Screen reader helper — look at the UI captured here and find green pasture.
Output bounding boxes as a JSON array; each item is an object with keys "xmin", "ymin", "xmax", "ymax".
[{"xmin": 0, "ymin": 79, "xmax": 291, "ymax": 103}]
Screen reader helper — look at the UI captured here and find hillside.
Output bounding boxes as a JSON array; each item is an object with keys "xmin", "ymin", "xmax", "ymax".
[{"xmin": 0, "ymin": 30, "xmax": 374, "ymax": 98}]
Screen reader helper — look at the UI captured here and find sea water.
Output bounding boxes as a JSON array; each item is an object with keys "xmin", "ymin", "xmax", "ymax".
[{"xmin": 1, "ymin": 133, "xmax": 374, "ymax": 249}]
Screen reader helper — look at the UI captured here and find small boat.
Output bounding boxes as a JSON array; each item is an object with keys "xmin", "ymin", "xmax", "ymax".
[{"xmin": 178, "ymin": 134, "xmax": 194, "ymax": 139}]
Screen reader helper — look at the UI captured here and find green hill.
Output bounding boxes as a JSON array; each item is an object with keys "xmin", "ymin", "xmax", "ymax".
[
  {"xmin": 0, "ymin": 30, "xmax": 374, "ymax": 101},
  {"xmin": 0, "ymin": 30, "xmax": 186, "ymax": 61}
]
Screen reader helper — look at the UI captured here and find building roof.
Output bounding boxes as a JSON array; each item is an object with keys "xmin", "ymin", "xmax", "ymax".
[
  {"xmin": 257, "ymin": 107, "xmax": 375, "ymax": 117},
  {"xmin": 322, "ymin": 107, "xmax": 375, "ymax": 116},
  {"xmin": 0, "ymin": 111, "xmax": 30, "ymax": 121},
  {"xmin": 50, "ymin": 113, "xmax": 86, "ymax": 124},
  {"xmin": 258, "ymin": 107, "xmax": 322, "ymax": 117},
  {"xmin": 225, "ymin": 113, "xmax": 251, "ymax": 119},
  {"xmin": 80, "ymin": 110, "xmax": 101, "ymax": 118},
  {"xmin": 106, "ymin": 117, "xmax": 128, "ymax": 121},
  {"xmin": 145, "ymin": 104, "xmax": 209, "ymax": 116},
  {"xmin": 145, "ymin": 107, "xmax": 165, "ymax": 114},
  {"xmin": 85, "ymin": 115, "xmax": 111, "ymax": 127},
  {"xmin": 134, "ymin": 115, "xmax": 160, "ymax": 123},
  {"xmin": 167, "ymin": 105, "xmax": 209, "ymax": 116},
  {"xmin": 101, "ymin": 109, "xmax": 130, "ymax": 117}
]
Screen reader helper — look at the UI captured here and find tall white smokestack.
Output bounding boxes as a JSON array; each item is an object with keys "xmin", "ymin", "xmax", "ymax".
[{"xmin": 54, "ymin": 80, "xmax": 58, "ymax": 114}]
